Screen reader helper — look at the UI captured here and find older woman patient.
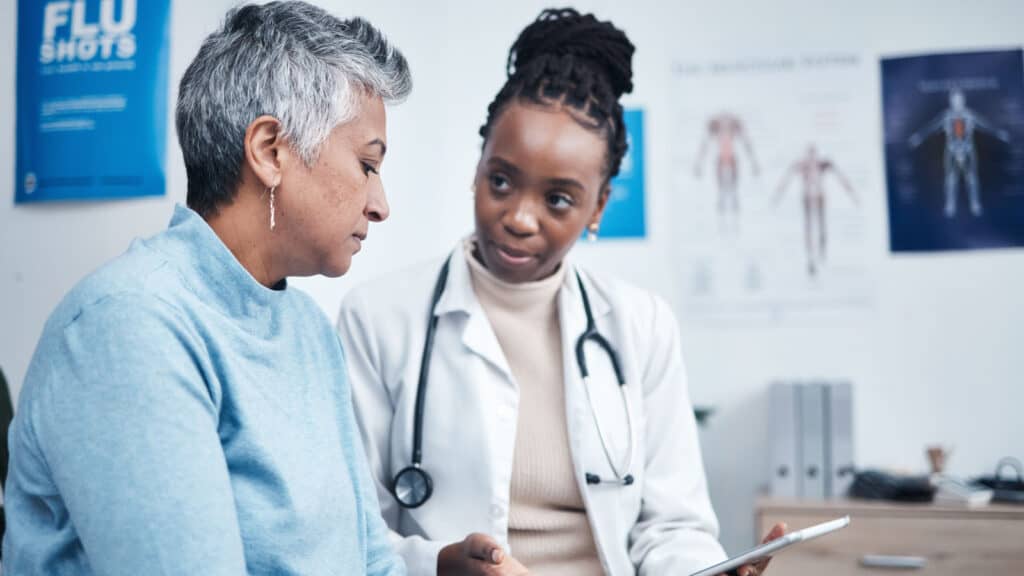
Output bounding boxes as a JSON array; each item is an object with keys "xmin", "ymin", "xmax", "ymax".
[{"xmin": 2, "ymin": 2, "xmax": 410, "ymax": 574}]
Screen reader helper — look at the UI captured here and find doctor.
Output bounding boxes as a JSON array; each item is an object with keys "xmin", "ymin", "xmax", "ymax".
[{"xmin": 338, "ymin": 8, "xmax": 782, "ymax": 576}]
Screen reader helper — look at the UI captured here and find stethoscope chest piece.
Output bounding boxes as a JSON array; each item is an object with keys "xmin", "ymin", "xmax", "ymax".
[{"xmin": 392, "ymin": 464, "xmax": 433, "ymax": 509}]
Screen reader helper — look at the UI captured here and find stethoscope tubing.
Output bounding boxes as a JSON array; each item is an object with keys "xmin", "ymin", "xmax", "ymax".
[{"xmin": 393, "ymin": 256, "xmax": 636, "ymax": 508}]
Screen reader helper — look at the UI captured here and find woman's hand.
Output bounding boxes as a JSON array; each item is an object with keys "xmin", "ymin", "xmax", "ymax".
[
  {"xmin": 438, "ymin": 533, "xmax": 530, "ymax": 575},
  {"xmin": 730, "ymin": 522, "xmax": 787, "ymax": 576}
]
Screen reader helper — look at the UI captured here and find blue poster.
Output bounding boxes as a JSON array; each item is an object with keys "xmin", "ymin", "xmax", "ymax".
[
  {"xmin": 881, "ymin": 49, "xmax": 1024, "ymax": 252},
  {"xmin": 16, "ymin": 0, "xmax": 171, "ymax": 203},
  {"xmin": 598, "ymin": 107, "xmax": 646, "ymax": 239}
]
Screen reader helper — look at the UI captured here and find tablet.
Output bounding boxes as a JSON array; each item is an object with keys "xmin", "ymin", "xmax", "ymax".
[{"xmin": 688, "ymin": 515, "xmax": 850, "ymax": 576}]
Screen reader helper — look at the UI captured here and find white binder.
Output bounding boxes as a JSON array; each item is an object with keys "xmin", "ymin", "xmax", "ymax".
[
  {"xmin": 825, "ymin": 381, "xmax": 855, "ymax": 498},
  {"xmin": 768, "ymin": 382, "xmax": 801, "ymax": 498},
  {"xmin": 800, "ymin": 382, "xmax": 827, "ymax": 499}
]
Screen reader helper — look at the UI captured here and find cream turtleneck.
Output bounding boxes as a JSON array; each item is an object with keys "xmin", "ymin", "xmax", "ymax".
[{"xmin": 464, "ymin": 240, "xmax": 603, "ymax": 575}]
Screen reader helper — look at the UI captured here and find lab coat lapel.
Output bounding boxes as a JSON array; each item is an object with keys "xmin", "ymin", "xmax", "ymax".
[
  {"xmin": 560, "ymin": 265, "xmax": 627, "ymax": 573},
  {"xmin": 560, "ymin": 266, "xmax": 589, "ymax": 484},
  {"xmin": 560, "ymin": 264, "xmax": 616, "ymax": 482},
  {"xmin": 433, "ymin": 244, "xmax": 514, "ymax": 382}
]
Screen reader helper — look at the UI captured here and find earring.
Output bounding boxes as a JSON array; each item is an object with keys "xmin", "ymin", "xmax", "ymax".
[
  {"xmin": 587, "ymin": 223, "xmax": 599, "ymax": 243},
  {"xmin": 269, "ymin": 185, "xmax": 277, "ymax": 231}
]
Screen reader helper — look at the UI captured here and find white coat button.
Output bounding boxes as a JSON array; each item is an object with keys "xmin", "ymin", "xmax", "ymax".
[{"xmin": 490, "ymin": 504, "xmax": 504, "ymax": 517}]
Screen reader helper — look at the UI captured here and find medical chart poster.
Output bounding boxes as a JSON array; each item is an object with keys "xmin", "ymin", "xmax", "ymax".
[
  {"xmin": 881, "ymin": 49, "xmax": 1024, "ymax": 252},
  {"xmin": 670, "ymin": 54, "xmax": 874, "ymax": 322},
  {"xmin": 598, "ymin": 107, "xmax": 646, "ymax": 239},
  {"xmin": 15, "ymin": 0, "xmax": 171, "ymax": 203}
]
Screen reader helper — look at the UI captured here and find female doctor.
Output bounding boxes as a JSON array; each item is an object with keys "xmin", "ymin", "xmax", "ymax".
[{"xmin": 338, "ymin": 8, "xmax": 784, "ymax": 576}]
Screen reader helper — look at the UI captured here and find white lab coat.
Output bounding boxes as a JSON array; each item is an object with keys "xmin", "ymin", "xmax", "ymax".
[{"xmin": 338, "ymin": 243, "xmax": 727, "ymax": 576}]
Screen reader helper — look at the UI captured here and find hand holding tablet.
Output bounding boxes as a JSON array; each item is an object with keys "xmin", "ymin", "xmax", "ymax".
[{"xmin": 689, "ymin": 516, "xmax": 851, "ymax": 576}]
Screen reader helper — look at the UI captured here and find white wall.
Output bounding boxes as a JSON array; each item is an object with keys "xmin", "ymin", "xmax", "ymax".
[{"xmin": 1, "ymin": 0, "xmax": 1022, "ymax": 555}]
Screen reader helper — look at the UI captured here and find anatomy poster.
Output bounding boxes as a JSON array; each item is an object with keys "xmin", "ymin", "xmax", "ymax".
[
  {"xmin": 671, "ymin": 54, "xmax": 874, "ymax": 322},
  {"xmin": 881, "ymin": 49, "xmax": 1024, "ymax": 252}
]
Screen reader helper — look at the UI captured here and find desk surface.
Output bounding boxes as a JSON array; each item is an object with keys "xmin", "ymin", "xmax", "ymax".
[
  {"xmin": 757, "ymin": 496, "xmax": 1024, "ymax": 520},
  {"xmin": 756, "ymin": 497, "xmax": 1024, "ymax": 576}
]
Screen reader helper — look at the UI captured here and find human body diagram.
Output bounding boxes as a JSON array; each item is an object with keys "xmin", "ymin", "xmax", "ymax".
[{"xmin": 908, "ymin": 89, "xmax": 1011, "ymax": 218}]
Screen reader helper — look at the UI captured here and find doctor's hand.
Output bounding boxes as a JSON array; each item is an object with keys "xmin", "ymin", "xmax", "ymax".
[
  {"xmin": 438, "ymin": 533, "xmax": 530, "ymax": 576},
  {"xmin": 726, "ymin": 522, "xmax": 787, "ymax": 576}
]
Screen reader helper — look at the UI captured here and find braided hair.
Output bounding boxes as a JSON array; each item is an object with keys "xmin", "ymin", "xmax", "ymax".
[{"xmin": 479, "ymin": 8, "xmax": 636, "ymax": 181}]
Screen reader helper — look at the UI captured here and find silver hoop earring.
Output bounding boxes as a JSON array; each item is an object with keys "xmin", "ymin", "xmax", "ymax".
[{"xmin": 269, "ymin": 186, "xmax": 277, "ymax": 231}]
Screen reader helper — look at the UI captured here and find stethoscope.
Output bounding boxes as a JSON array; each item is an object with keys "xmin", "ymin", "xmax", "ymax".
[{"xmin": 390, "ymin": 256, "xmax": 636, "ymax": 509}]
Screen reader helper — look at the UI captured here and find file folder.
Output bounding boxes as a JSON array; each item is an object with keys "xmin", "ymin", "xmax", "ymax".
[
  {"xmin": 801, "ymin": 382, "xmax": 827, "ymax": 499},
  {"xmin": 825, "ymin": 381, "xmax": 855, "ymax": 498},
  {"xmin": 769, "ymin": 382, "xmax": 801, "ymax": 498}
]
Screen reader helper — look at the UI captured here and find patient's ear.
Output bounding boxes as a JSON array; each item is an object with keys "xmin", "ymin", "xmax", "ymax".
[{"xmin": 244, "ymin": 115, "xmax": 285, "ymax": 189}]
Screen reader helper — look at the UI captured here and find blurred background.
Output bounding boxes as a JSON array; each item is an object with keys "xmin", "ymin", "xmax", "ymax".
[{"xmin": 1, "ymin": 0, "xmax": 1022, "ymax": 568}]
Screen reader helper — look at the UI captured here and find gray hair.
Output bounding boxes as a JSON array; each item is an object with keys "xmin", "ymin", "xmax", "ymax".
[{"xmin": 176, "ymin": 1, "xmax": 412, "ymax": 217}]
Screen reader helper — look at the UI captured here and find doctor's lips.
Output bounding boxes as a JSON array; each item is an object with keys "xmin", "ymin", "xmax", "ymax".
[{"xmin": 493, "ymin": 242, "xmax": 538, "ymax": 266}]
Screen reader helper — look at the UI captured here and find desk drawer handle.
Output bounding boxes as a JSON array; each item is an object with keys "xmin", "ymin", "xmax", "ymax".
[{"xmin": 860, "ymin": 555, "xmax": 927, "ymax": 570}]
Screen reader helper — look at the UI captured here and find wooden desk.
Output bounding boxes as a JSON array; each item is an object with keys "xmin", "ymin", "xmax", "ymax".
[{"xmin": 756, "ymin": 497, "xmax": 1024, "ymax": 575}]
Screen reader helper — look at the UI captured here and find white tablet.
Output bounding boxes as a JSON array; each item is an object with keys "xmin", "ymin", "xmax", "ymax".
[{"xmin": 688, "ymin": 516, "xmax": 850, "ymax": 576}]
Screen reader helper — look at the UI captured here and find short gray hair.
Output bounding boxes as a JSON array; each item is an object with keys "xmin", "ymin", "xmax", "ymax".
[{"xmin": 176, "ymin": 1, "xmax": 412, "ymax": 217}]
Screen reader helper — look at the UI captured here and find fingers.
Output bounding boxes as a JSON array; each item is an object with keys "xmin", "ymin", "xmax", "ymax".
[
  {"xmin": 463, "ymin": 532, "xmax": 504, "ymax": 564},
  {"xmin": 496, "ymin": 554, "xmax": 531, "ymax": 576},
  {"xmin": 739, "ymin": 523, "xmax": 787, "ymax": 576},
  {"xmin": 761, "ymin": 522, "xmax": 787, "ymax": 543},
  {"xmin": 439, "ymin": 535, "xmax": 519, "ymax": 576}
]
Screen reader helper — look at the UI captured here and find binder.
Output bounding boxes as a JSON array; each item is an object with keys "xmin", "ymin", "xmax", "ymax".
[
  {"xmin": 825, "ymin": 381, "xmax": 855, "ymax": 498},
  {"xmin": 768, "ymin": 382, "xmax": 801, "ymax": 498},
  {"xmin": 800, "ymin": 382, "xmax": 827, "ymax": 499}
]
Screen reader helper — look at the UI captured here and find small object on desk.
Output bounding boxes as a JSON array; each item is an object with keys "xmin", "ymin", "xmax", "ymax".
[
  {"xmin": 932, "ymin": 475, "xmax": 993, "ymax": 508},
  {"xmin": 973, "ymin": 457, "xmax": 1024, "ymax": 504},
  {"xmin": 848, "ymin": 469, "xmax": 935, "ymax": 502},
  {"xmin": 860, "ymin": 554, "xmax": 928, "ymax": 569},
  {"xmin": 926, "ymin": 444, "xmax": 952, "ymax": 475}
]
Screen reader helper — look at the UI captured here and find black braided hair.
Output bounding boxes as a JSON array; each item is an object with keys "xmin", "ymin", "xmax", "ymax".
[{"xmin": 479, "ymin": 8, "xmax": 636, "ymax": 181}]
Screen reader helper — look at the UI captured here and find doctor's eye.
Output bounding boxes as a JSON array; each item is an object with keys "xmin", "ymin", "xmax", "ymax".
[
  {"xmin": 489, "ymin": 173, "xmax": 512, "ymax": 193},
  {"xmin": 546, "ymin": 191, "xmax": 574, "ymax": 210}
]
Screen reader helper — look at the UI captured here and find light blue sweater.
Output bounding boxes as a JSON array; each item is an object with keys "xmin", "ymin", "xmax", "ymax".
[{"xmin": 3, "ymin": 205, "xmax": 405, "ymax": 576}]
